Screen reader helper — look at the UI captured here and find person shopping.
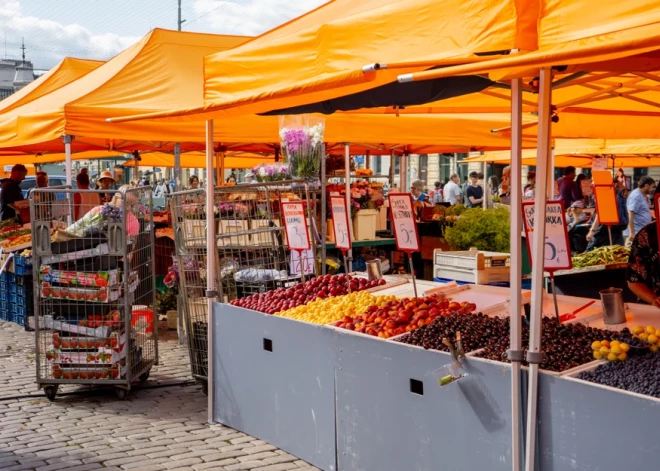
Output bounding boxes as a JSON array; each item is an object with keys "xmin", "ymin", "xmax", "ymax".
[
  {"xmin": 0, "ymin": 164, "xmax": 27, "ymax": 221},
  {"xmin": 626, "ymin": 176, "xmax": 655, "ymax": 247},
  {"xmin": 466, "ymin": 171, "xmax": 484, "ymax": 207},
  {"xmin": 410, "ymin": 180, "xmax": 428, "ymax": 203},
  {"xmin": 443, "ymin": 174, "xmax": 463, "ymax": 205},
  {"xmin": 627, "ymin": 221, "xmax": 660, "ymax": 308},
  {"xmin": 73, "ymin": 172, "xmax": 101, "ymax": 220}
]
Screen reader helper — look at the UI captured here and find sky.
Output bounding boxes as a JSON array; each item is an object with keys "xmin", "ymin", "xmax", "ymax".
[{"xmin": 0, "ymin": 0, "xmax": 327, "ymax": 71}]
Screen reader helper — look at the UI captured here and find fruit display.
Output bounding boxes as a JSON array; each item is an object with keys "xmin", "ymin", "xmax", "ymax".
[
  {"xmin": 591, "ymin": 339, "xmax": 629, "ymax": 361},
  {"xmin": 40, "ymin": 267, "xmax": 119, "ymax": 287},
  {"xmin": 335, "ymin": 295, "xmax": 477, "ymax": 339},
  {"xmin": 2, "ymin": 233, "xmax": 31, "ymax": 249},
  {"xmin": 631, "ymin": 325, "xmax": 660, "ymax": 352},
  {"xmin": 355, "ymin": 168, "xmax": 374, "ymax": 176},
  {"xmin": 577, "ymin": 352, "xmax": 660, "ymax": 398},
  {"xmin": 0, "ymin": 228, "xmax": 30, "ymax": 241},
  {"xmin": 278, "ymin": 291, "xmax": 397, "ymax": 325},
  {"xmin": 0, "ymin": 219, "xmax": 21, "ymax": 230},
  {"xmin": 476, "ymin": 317, "xmax": 623, "ymax": 372},
  {"xmin": 397, "ymin": 313, "xmax": 509, "ymax": 353},
  {"xmin": 572, "ymin": 245, "xmax": 630, "ymax": 268},
  {"xmin": 229, "ymin": 274, "xmax": 386, "ymax": 314}
]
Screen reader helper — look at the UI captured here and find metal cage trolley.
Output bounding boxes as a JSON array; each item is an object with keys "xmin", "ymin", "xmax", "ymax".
[
  {"xmin": 170, "ymin": 181, "xmax": 318, "ymax": 393},
  {"xmin": 31, "ymin": 186, "xmax": 158, "ymax": 400}
]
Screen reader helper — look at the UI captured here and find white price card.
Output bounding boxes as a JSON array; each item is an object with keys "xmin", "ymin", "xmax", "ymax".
[
  {"xmin": 522, "ymin": 201, "xmax": 572, "ymax": 272},
  {"xmin": 388, "ymin": 193, "xmax": 420, "ymax": 252},
  {"xmin": 281, "ymin": 202, "xmax": 310, "ymax": 251},
  {"xmin": 290, "ymin": 248, "xmax": 315, "ymax": 275},
  {"xmin": 330, "ymin": 196, "xmax": 351, "ymax": 251},
  {"xmin": 592, "ymin": 157, "xmax": 608, "ymax": 171}
]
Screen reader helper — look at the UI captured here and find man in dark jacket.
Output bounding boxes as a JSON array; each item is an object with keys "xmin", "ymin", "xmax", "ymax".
[{"xmin": 0, "ymin": 164, "xmax": 28, "ymax": 220}]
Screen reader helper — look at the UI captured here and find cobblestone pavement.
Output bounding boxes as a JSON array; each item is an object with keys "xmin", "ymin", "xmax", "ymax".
[{"xmin": 0, "ymin": 320, "xmax": 319, "ymax": 471}]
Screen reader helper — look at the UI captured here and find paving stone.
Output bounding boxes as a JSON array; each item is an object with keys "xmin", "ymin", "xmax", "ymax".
[{"xmin": 0, "ymin": 321, "xmax": 310, "ymax": 471}]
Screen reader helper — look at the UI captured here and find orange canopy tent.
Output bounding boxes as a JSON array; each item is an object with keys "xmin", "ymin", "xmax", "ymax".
[
  {"xmin": 0, "ymin": 150, "xmax": 274, "ymax": 169},
  {"xmin": 108, "ymin": 0, "xmax": 538, "ymax": 122},
  {"xmin": 0, "ymin": 57, "xmax": 103, "ymax": 115},
  {"xmin": 0, "ymin": 28, "xmax": 537, "ymax": 157}
]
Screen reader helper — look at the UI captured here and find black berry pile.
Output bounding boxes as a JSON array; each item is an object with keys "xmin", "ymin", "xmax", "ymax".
[
  {"xmin": 397, "ymin": 313, "xmax": 509, "ymax": 353},
  {"xmin": 476, "ymin": 317, "xmax": 620, "ymax": 372},
  {"xmin": 577, "ymin": 352, "xmax": 660, "ymax": 398}
]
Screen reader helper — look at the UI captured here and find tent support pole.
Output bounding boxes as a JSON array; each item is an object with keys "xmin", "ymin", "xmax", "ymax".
[
  {"xmin": 174, "ymin": 143, "xmax": 181, "ymax": 190},
  {"xmin": 321, "ymin": 143, "xmax": 327, "ymax": 275},
  {"xmin": 215, "ymin": 152, "xmax": 222, "ymax": 186},
  {"xmin": 509, "ymin": 77, "xmax": 523, "ymax": 471},
  {"xmin": 63, "ymin": 135, "xmax": 73, "ymax": 186},
  {"xmin": 205, "ymin": 120, "xmax": 216, "ymax": 424},
  {"xmin": 525, "ymin": 68, "xmax": 553, "ymax": 471},
  {"xmin": 344, "ymin": 143, "xmax": 352, "ymax": 272}
]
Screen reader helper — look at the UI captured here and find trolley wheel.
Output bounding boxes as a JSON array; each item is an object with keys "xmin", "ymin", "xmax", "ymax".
[
  {"xmin": 200, "ymin": 381, "xmax": 208, "ymax": 396},
  {"xmin": 43, "ymin": 385, "xmax": 58, "ymax": 401},
  {"xmin": 115, "ymin": 387, "xmax": 129, "ymax": 400},
  {"xmin": 139, "ymin": 369, "xmax": 151, "ymax": 383}
]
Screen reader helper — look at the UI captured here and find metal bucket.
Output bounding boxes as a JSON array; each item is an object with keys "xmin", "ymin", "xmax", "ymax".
[
  {"xmin": 600, "ymin": 287, "xmax": 626, "ymax": 325},
  {"xmin": 366, "ymin": 259, "xmax": 383, "ymax": 281}
]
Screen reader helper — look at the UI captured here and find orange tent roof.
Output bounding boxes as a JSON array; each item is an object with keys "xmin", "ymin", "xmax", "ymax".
[
  {"xmin": 0, "ymin": 29, "xmax": 537, "ymax": 154},
  {"xmin": 108, "ymin": 0, "xmax": 537, "ymax": 122},
  {"xmin": 0, "ymin": 57, "xmax": 103, "ymax": 114}
]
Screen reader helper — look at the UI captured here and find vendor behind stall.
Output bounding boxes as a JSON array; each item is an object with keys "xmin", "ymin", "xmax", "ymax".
[
  {"xmin": 0, "ymin": 164, "xmax": 27, "ymax": 221},
  {"xmin": 97, "ymin": 171, "xmax": 116, "ymax": 203},
  {"xmin": 627, "ymin": 221, "xmax": 660, "ymax": 307}
]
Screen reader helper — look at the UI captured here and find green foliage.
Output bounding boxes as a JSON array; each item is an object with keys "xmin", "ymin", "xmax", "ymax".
[
  {"xmin": 156, "ymin": 290, "xmax": 178, "ymax": 315},
  {"xmin": 445, "ymin": 203, "xmax": 467, "ymax": 217},
  {"xmin": 444, "ymin": 206, "xmax": 510, "ymax": 252}
]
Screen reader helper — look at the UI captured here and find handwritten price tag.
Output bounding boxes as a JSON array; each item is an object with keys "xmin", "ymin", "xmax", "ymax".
[
  {"xmin": 522, "ymin": 201, "xmax": 572, "ymax": 272},
  {"xmin": 281, "ymin": 202, "xmax": 310, "ymax": 251},
  {"xmin": 330, "ymin": 196, "xmax": 351, "ymax": 251},
  {"xmin": 388, "ymin": 193, "xmax": 420, "ymax": 252}
]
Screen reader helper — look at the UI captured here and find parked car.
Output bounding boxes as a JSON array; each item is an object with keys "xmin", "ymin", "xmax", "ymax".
[{"xmin": 20, "ymin": 176, "xmax": 76, "ymax": 198}]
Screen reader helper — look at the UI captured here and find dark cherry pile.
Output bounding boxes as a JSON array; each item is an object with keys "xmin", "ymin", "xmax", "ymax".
[
  {"xmin": 397, "ymin": 313, "xmax": 509, "ymax": 353},
  {"xmin": 476, "ymin": 317, "xmax": 620, "ymax": 372},
  {"xmin": 577, "ymin": 352, "xmax": 660, "ymax": 398},
  {"xmin": 230, "ymin": 274, "xmax": 385, "ymax": 314}
]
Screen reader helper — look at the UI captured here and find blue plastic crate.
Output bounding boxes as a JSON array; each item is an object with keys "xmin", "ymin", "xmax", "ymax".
[
  {"xmin": 10, "ymin": 313, "xmax": 25, "ymax": 326},
  {"xmin": 17, "ymin": 295, "xmax": 33, "ymax": 308},
  {"xmin": 0, "ymin": 309, "xmax": 7, "ymax": 321},
  {"xmin": 0, "ymin": 300, "xmax": 8, "ymax": 311},
  {"xmin": 0, "ymin": 272, "xmax": 7, "ymax": 283},
  {"xmin": 15, "ymin": 304, "xmax": 32, "ymax": 317},
  {"xmin": 16, "ymin": 285, "xmax": 32, "ymax": 297},
  {"xmin": 0, "ymin": 291, "xmax": 8, "ymax": 302},
  {"xmin": 14, "ymin": 255, "xmax": 31, "ymax": 268},
  {"xmin": 9, "ymin": 303, "xmax": 17, "ymax": 314},
  {"xmin": 9, "ymin": 284, "xmax": 16, "ymax": 295},
  {"xmin": 14, "ymin": 264, "xmax": 32, "ymax": 276},
  {"xmin": 9, "ymin": 293, "xmax": 17, "ymax": 305},
  {"xmin": 7, "ymin": 273, "xmax": 15, "ymax": 284},
  {"xmin": 0, "ymin": 281, "xmax": 6, "ymax": 293}
]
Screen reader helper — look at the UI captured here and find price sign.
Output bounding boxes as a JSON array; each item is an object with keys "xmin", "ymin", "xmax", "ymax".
[
  {"xmin": 522, "ymin": 201, "xmax": 572, "ymax": 272},
  {"xmin": 388, "ymin": 193, "xmax": 420, "ymax": 252},
  {"xmin": 281, "ymin": 202, "xmax": 310, "ymax": 251},
  {"xmin": 290, "ymin": 248, "xmax": 314, "ymax": 275},
  {"xmin": 592, "ymin": 157, "xmax": 608, "ymax": 171},
  {"xmin": 330, "ymin": 196, "xmax": 351, "ymax": 251},
  {"xmin": 594, "ymin": 185, "xmax": 620, "ymax": 225}
]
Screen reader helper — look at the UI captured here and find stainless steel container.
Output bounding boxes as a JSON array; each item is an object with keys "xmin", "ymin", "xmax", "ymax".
[
  {"xmin": 366, "ymin": 259, "xmax": 383, "ymax": 281},
  {"xmin": 600, "ymin": 287, "xmax": 626, "ymax": 325}
]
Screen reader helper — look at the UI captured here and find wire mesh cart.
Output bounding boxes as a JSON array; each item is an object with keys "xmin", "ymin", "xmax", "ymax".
[
  {"xmin": 170, "ymin": 181, "xmax": 318, "ymax": 393},
  {"xmin": 31, "ymin": 187, "xmax": 158, "ymax": 400}
]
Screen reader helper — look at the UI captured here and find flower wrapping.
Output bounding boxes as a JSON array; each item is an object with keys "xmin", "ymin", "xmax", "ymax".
[{"xmin": 279, "ymin": 115, "xmax": 325, "ymax": 180}]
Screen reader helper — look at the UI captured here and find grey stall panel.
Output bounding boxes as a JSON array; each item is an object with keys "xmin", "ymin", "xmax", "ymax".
[
  {"xmin": 335, "ymin": 332, "xmax": 513, "ymax": 471},
  {"xmin": 212, "ymin": 303, "xmax": 337, "ymax": 471},
  {"xmin": 538, "ymin": 373, "xmax": 660, "ymax": 470}
]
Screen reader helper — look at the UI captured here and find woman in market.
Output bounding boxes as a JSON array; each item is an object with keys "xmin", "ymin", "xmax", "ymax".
[
  {"xmin": 226, "ymin": 175, "xmax": 237, "ymax": 186},
  {"xmin": 96, "ymin": 171, "xmax": 115, "ymax": 204},
  {"xmin": 189, "ymin": 175, "xmax": 200, "ymax": 189},
  {"xmin": 410, "ymin": 179, "xmax": 427, "ymax": 203},
  {"xmin": 626, "ymin": 221, "xmax": 660, "ymax": 307}
]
